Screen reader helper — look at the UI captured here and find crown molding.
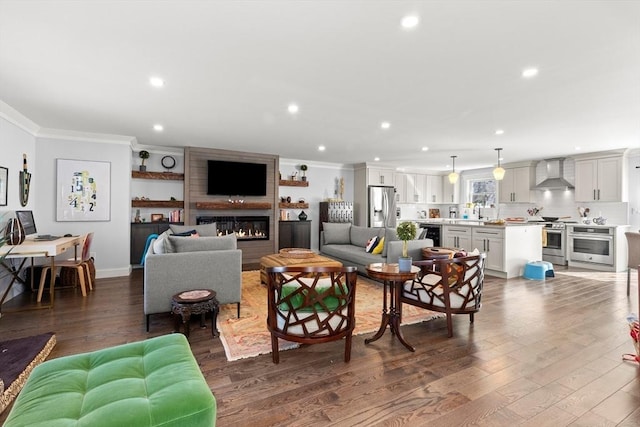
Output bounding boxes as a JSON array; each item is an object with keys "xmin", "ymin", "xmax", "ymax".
[
  {"xmin": 37, "ymin": 127, "xmax": 136, "ymax": 145},
  {"xmin": 0, "ymin": 100, "xmax": 41, "ymax": 135}
]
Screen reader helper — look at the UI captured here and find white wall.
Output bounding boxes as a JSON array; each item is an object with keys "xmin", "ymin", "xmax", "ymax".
[
  {"xmin": 36, "ymin": 137, "xmax": 132, "ymax": 278},
  {"xmin": 278, "ymin": 159, "xmax": 354, "ymax": 250},
  {"xmin": 0, "ymin": 114, "xmax": 37, "ymax": 299}
]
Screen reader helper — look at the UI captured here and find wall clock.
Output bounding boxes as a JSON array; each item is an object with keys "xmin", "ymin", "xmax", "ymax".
[{"xmin": 161, "ymin": 155, "xmax": 176, "ymax": 170}]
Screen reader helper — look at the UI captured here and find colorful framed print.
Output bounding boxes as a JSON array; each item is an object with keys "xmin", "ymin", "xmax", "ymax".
[
  {"xmin": 56, "ymin": 159, "xmax": 111, "ymax": 221},
  {"xmin": 0, "ymin": 166, "xmax": 7, "ymax": 206}
]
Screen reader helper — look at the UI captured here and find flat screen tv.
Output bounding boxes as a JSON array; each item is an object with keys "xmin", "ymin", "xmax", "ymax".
[{"xmin": 207, "ymin": 160, "xmax": 267, "ymax": 196}]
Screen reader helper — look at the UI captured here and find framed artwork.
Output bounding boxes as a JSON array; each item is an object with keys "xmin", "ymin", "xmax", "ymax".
[
  {"xmin": 56, "ymin": 159, "xmax": 111, "ymax": 221},
  {"xmin": 0, "ymin": 166, "xmax": 7, "ymax": 206},
  {"xmin": 151, "ymin": 213, "xmax": 164, "ymax": 222}
]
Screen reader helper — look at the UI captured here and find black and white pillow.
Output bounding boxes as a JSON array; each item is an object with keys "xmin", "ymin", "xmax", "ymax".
[{"xmin": 365, "ymin": 236, "xmax": 379, "ymax": 253}]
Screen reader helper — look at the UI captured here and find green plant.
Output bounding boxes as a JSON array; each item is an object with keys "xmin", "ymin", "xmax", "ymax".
[
  {"xmin": 0, "ymin": 212, "xmax": 13, "ymax": 262},
  {"xmin": 139, "ymin": 150, "xmax": 150, "ymax": 166},
  {"xmin": 299, "ymin": 164, "xmax": 308, "ymax": 176},
  {"xmin": 396, "ymin": 221, "xmax": 417, "ymax": 258}
]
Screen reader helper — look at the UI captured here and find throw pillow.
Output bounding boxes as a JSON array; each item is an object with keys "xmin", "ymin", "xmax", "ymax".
[
  {"xmin": 172, "ymin": 229, "xmax": 197, "ymax": 237},
  {"xmin": 165, "ymin": 234, "xmax": 237, "ymax": 253},
  {"xmin": 322, "ymin": 222, "xmax": 351, "ymax": 245},
  {"xmin": 372, "ymin": 237, "xmax": 385, "ymax": 254},
  {"xmin": 152, "ymin": 231, "xmax": 172, "ymax": 254},
  {"xmin": 169, "ymin": 223, "xmax": 218, "ymax": 237},
  {"xmin": 365, "ymin": 236, "xmax": 379, "ymax": 253}
]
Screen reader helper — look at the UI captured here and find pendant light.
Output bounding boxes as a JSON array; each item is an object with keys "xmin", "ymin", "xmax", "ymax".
[
  {"xmin": 493, "ymin": 148, "xmax": 505, "ymax": 180},
  {"xmin": 448, "ymin": 155, "xmax": 459, "ymax": 184}
]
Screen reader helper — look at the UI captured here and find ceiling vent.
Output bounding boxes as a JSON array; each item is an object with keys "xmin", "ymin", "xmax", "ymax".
[{"xmin": 534, "ymin": 158, "xmax": 574, "ymax": 190}]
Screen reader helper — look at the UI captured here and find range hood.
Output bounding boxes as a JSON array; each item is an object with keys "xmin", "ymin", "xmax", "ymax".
[{"xmin": 534, "ymin": 158, "xmax": 574, "ymax": 190}]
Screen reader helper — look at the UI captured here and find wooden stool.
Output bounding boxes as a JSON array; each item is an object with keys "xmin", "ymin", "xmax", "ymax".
[{"xmin": 171, "ymin": 289, "xmax": 219, "ymax": 338}]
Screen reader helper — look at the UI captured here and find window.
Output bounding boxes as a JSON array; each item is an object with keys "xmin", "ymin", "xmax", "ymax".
[{"xmin": 468, "ymin": 178, "xmax": 497, "ymax": 207}]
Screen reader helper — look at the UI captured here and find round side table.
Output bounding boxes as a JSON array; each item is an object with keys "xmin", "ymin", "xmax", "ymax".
[{"xmin": 171, "ymin": 289, "xmax": 219, "ymax": 338}]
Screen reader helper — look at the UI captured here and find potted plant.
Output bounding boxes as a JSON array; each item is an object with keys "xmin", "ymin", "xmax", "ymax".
[
  {"xmin": 138, "ymin": 150, "xmax": 150, "ymax": 171},
  {"xmin": 396, "ymin": 221, "xmax": 417, "ymax": 271},
  {"xmin": 299, "ymin": 164, "xmax": 308, "ymax": 181}
]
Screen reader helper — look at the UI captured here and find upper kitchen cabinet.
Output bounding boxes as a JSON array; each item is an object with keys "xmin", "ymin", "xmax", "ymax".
[
  {"xmin": 425, "ymin": 175, "xmax": 443, "ymax": 204},
  {"xmin": 442, "ymin": 179, "xmax": 459, "ymax": 204},
  {"xmin": 368, "ymin": 167, "xmax": 394, "ymax": 186},
  {"xmin": 395, "ymin": 173, "xmax": 425, "ymax": 203},
  {"xmin": 498, "ymin": 165, "xmax": 535, "ymax": 203},
  {"xmin": 574, "ymin": 154, "xmax": 623, "ymax": 202}
]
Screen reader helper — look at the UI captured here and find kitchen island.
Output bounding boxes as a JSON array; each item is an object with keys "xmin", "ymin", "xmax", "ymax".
[{"xmin": 420, "ymin": 220, "xmax": 543, "ymax": 279}]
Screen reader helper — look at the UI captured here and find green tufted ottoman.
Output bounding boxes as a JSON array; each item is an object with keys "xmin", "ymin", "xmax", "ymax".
[{"xmin": 4, "ymin": 334, "xmax": 216, "ymax": 427}]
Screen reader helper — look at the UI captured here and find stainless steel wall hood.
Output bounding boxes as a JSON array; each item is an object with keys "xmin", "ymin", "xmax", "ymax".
[{"xmin": 534, "ymin": 158, "xmax": 574, "ymax": 190}]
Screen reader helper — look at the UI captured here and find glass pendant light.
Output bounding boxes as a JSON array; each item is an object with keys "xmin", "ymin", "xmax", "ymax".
[
  {"xmin": 493, "ymin": 148, "xmax": 505, "ymax": 180},
  {"xmin": 448, "ymin": 155, "xmax": 459, "ymax": 184}
]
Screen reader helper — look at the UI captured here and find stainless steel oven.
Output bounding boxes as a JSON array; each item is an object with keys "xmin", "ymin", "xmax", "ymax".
[
  {"xmin": 542, "ymin": 224, "xmax": 567, "ymax": 265},
  {"xmin": 568, "ymin": 226, "xmax": 614, "ymax": 266}
]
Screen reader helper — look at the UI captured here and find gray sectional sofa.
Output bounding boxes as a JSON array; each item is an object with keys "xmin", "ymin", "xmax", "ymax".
[
  {"xmin": 143, "ymin": 223, "xmax": 242, "ymax": 331},
  {"xmin": 319, "ymin": 223, "xmax": 433, "ymax": 274}
]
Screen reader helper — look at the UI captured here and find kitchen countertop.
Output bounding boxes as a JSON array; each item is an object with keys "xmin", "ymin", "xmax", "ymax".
[{"xmin": 401, "ymin": 218, "xmax": 544, "ymax": 228}]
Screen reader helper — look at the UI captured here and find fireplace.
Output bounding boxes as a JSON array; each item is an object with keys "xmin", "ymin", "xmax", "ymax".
[{"xmin": 197, "ymin": 216, "xmax": 269, "ymax": 241}]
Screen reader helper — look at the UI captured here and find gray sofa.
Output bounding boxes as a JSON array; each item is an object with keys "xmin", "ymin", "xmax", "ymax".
[
  {"xmin": 319, "ymin": 223, "xmax": 433, "ymax": 274},
  {"xmin": 143, "ymin": 223, "xmax": 242, "ymax": 331}
]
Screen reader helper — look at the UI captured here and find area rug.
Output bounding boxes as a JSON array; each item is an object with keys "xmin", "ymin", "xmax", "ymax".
[
  {"xmin": 0, "ymin": 332, "xmax": 56, "ymax": 413},
  {"xmin": 217, "ymin": 271, "xmax": 445, "ymax": 361}
]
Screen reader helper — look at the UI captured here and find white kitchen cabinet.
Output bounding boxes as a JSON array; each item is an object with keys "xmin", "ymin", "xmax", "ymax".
[
  {"xmin": 442, "ymin": 225, "xmax": 472, "ymax": 250},
  {"xmin": 472, "ymin": 228, "xmax": 505, "ymax": 272},
  {"xmin": 395, "ymin": 173, "xmax": 425, "ymax": 203},
  {"xmin": 498, "ymin": 166, "xmax": 534, "ymax": 203},
  {"xmin": 368, "ymin": 167, "xmax": 394, "ymax": 186},
  {"xmin": 574, "ymin": 156, "xmax": 622, "ymax": 202},
  {"xmin": 425, "ymin": 175, "xmax": 443, "ymax": 204},
  {"xmin": 442, "ymin": 179, "xmax": 459, "ymax": 204}
]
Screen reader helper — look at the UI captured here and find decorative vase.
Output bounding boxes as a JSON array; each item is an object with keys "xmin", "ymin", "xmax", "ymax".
[
  {"xmin": 301, "ymin": 176, "xmax": 307, "ymax": 182},
  {"xmin": 139, "ymin": 165, "xmax": 147, "ymax": 172},
  {"xmin": 298, "ymin": 211, "xmax": 308, "ymax": 221},
  {"xmin": 398, "ymin": 256, "xmax": 412, "ymax": 272},
  {"xmin": 5, "ymin": 218, "xmax": 26, "ymax": 245}
]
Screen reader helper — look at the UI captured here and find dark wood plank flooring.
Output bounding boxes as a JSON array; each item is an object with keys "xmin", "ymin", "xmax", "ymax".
[{"xmin": 1, "ymin": 267, "xmax": 639, "ymax": 426}]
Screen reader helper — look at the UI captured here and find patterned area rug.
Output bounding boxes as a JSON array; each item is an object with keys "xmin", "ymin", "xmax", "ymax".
[
  {"xmin": 217, "ymin": 271, "xmax": 445, "ymax": 361},
  {"xmin": 0, "ymin": 332, "xmax": 56, "ymax": 413}
]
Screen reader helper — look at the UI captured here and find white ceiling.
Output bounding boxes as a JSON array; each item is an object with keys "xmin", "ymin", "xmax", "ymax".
[{"xmin": 1, "ymin": 1, "xmax": 639, "ymax": 172}]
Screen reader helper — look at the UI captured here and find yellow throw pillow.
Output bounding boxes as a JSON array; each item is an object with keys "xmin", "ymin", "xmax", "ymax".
[{"xmin": 372, "ymin": 237, "xmax": 385, "ymax": 254}]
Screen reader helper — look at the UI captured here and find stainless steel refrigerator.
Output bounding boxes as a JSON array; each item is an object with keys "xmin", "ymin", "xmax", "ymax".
[{"xmin": 368, "ymin": 185, "xmax": 396, "ymax": 228}]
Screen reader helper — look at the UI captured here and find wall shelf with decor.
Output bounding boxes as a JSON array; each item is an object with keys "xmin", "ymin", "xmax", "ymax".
[
  {"xmin": 132, "ymin": 200, "xmax": 184, "ymax": 208},
  {"xmin": 132, "ymin": 171, "xmax": 184, "ymax": 181},
  {"xmin": 279, "ymin": 179, "xmax": 308, "ymax": 187},
  {"xmin": 195, "ymin": 201, "xmax": 272, "ymax": 210},
  {"xmin": 279, "ymin": 202, "xmax": 309, "ymax": 209}
]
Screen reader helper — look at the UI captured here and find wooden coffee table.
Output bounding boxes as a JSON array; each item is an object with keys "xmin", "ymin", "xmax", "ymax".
[{"xmin": 260, "ymin": 250, "xmax": 342, "ymax": 284}]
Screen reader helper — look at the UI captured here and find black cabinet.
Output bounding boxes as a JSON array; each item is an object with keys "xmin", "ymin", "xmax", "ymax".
[
  {"xmin": 131, "ymin": 222, "xmax": 178, "ymax": 265},
  {"xmin": 278, "ymin": 221, "xmax": 311, "ymax": 250}
]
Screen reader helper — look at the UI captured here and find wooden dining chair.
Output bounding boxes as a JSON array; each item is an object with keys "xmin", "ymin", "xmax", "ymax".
[{"xmin": 37, "ymin": 233, "xmax": 94, "ymax": 302}]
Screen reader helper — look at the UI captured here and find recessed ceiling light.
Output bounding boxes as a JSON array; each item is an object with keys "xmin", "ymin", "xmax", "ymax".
[
  {"xmin": 522, "ymin": 68, "xmax": 539, "ymax": 78},
  {"xmin": 287, "ymin": 103, "xmax": 299, "ymax": 114},
  {"xmin": 149, "ymin": 76, "xmax": 164, "ymax": 88},
  {"xmin": 318, "ymin": 145, "xmax": 326, "ymax": 151},
  {"xmin": 495, "ymin": 129, "xmax": 505, "ymax": 135},
  {"xmin": 421, "ymin": 147, "xmax": 429, "ymax": 152},
  {"xmin": 401, "ymin": 15, "xmax": 419, "ymax": 29},
  {"xmin": 381, "ymin": 121, "xmax": 391, "ymax": 130},
  {"xmin": 153, "ymin": 124, "xmax": 164, "ymax": 132},
  {"xmin": 374, "ymin": 157, "xmax": 380, "ymax": 162},
  {"xmin": 575, "ymin": 146, "xmax": 582, "ymax": 151}
]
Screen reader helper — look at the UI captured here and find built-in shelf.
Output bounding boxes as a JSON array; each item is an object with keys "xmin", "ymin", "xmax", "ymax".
[
  {"xmin": 132, "ymin": 200, "xmax": 184, "ymax": 208},
  {"xmin": 279, "ymin": 179, "xmax": 308, "ymax": 187},
  {"xmin": 195, "ymin": 201, "xmax": 272, "ymax": 210},
  {"xmin": 279, "ymin": 202, "xmax": 309, "ymax": 209},
  {"xmin": 132, "ymin": 171, "xmax": 184, "ymax": 180}
]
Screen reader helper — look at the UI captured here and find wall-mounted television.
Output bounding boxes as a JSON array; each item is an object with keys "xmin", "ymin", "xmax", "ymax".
[{"xmin": 207, "ymin": 160, "xmax": 267, "ymax": 196}]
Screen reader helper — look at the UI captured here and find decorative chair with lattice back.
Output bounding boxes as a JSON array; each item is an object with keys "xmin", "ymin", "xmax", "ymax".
[
  {"xmin": 266, "ymin": 265, "xmax": 358, "ymax": 364},
  {"xmin": 626, "ymin": 231, "xmax": 640, "ymax": 296},
  {"xmin": 37, "ymin": 233, "xmax": 94, "ymax": 302},
  {"xmin": 400, "ymin": 253, "xmax": 486, "ymax": 337}
]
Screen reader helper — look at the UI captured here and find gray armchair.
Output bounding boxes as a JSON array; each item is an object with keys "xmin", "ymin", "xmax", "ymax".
[{"xmin": 143, "ymin": 231, "xmax": 242, "ymax": 331}]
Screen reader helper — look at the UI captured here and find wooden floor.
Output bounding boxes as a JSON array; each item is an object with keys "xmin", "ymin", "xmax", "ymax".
[{"xmin": 1, "ymin": 267, "xmax": 639, "ymax": 426}]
